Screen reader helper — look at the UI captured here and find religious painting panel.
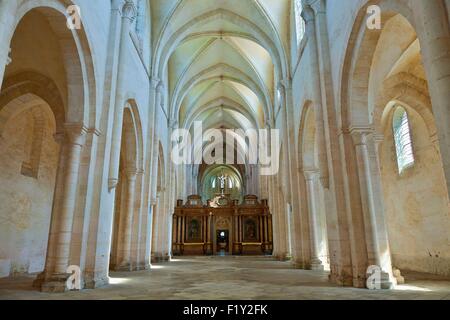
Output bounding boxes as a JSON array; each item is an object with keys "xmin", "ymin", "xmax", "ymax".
[
  {"xmin": 243, "ymin": 217, "xmax": 258, "ymax": 242},
  {"xmin": 186, "ymin": 216, "xmax": 203, "ymax": 243}
]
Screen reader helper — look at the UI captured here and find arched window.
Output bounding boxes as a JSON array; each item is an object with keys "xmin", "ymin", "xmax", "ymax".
[
  {"xmin": 135, "ymin": 0, "xmax": 146, "ymax": 47},
  {"xmin": 212, "ymin": 177, "xmax": 216, "ymax": 189},
  {"xmin": 132, "ymin": 0, "xmax": 151, "ymax": 69},
  {"xmin": 294, "ymin": 0, "xmax": 306, "ymax": 45},
  {"xmin": 392, "ymin": 106, "xmax": 415, "ymax": 174},
  {"xmin": 228, "ymin": 178, "xmax": 233, "ymax": 189}
]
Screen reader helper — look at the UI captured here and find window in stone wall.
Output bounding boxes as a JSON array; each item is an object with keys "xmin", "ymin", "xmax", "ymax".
[
  {"xmin": 295, "ymin": 0, "xmax": 306, "ymax": 45},
  {"xmin": 392, "ymin": 106, "xmax": 415, "ymax": 174},
  {"xmin": 134, "ymin": 0, "xmax": 147, "ymax": 53}
]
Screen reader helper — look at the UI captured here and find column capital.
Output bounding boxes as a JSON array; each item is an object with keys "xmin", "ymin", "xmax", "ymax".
[
  {"xmin": 306, "ymin": 0, "xmax": 326, "ymax": 15},
  {"xmin": 350, "ymin": 126, "xmax": 373, "ymax": 146},
  {"xmin": 150, "ymin": 77, "xmax": 160, "ymax": 89},
  {"xmin": 169, "ymin": 118, "xmax": 178, "ymax": 130},
  {"xmin": 301, "ymin": 4, "xmax": 315, "ymax": 23},
  {"xmin": 304, "ymin": 169, "xmax": 320, "ymax": 181},
  {"xmin": 277, "ymin": 78, "xmax": 292, "ymax": 91},
  {"xmin": 156, "ymin": 81, "xmax": 165, "ymax": 93},
  {"xmin": 126, "ymin": 169, "xmax": 138, "ymax": 181},
  {"xmin": 121, "ymin": 0, "xmax": 137, "ymax": 22},
  {"xmin": 64, "ymin": 123, "xmax": 88, "ymax": 146},
  {"xmin": 373, "ymin": 132, "xmax": 384, "ymax": 144},
  {"xmin": 87, "ymin": 127, "xmax": 102, "ymax": 137}
]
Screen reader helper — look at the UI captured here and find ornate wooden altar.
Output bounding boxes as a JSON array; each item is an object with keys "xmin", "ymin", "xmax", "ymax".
[{"xmin": 172, "ymin": 195, "xmax": 273, "ymax": 256}]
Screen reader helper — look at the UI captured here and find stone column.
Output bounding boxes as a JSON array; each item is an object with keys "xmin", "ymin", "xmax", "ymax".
[
  {"xmin": 149, "ymin": 81, "xmax": 163, "ymax": 202},
  {"xmin": 269, "ymin": 176, "xmax": 280, "ymax": 258},
  {"xmin": 145, "ymin": 201, "xmax": 156, "ymax": 267},
  {"xmin": 369, "ymin": 132, "xmax": 395, "ymax": 286},
  {"xmin": 278, "ymin": 80, "xmax": 308, "ymax": 268},
  {"xmin": 118, "ymin": 170, "xmax": 137, "ymax": 269},
  {"xmin": 275, "ymin": 177, "xmax": 289, "ymax": 260},
  {"xmin": 414, "ymin": 0, "xmax": 450, "ymax": 199},
  {"xmin": 54, "ymin": 124, "xmax": 88, "ymax": 274},
  {"xmin": 304, "ymin": 0, "xmax": 353, "ymax": 286},
  {"xmin": 351, "ymin": 129, "xmax": 393, "ymax": 289},
  {"xmin": 351, "ymin": 130, "xmax": 380, "ymax": 266},
  {"xmin": 78, "ymin": 0, "xmax": 128, "ymax": 290},
  {"xmin": 108, "ymin": 0, "xmax": 137, "ymax": 190},
  {"xmin": 151, "ymin": 192, "xmax": 162, "ymax": 263},
  {"xmin": 304, "ymin": 170, "xmax": 324, "ymax": 270},
  {"xmin": 302, "ymin": 6, "xmax": 328, "ymax": 187},
  {"xmin": 163, "ymin": 164, "xmax": 175, "ymax": 259},
  {"xmin": 38, "ymin": 124, "xmax": 87, "ymax": 292},
  {"xmin": 155, "ymin": 187, "xmax": 170, "ymax": 262},
  {"xmin": 165, "ymin": 122, "xmax": 178, "ymax": 258}
]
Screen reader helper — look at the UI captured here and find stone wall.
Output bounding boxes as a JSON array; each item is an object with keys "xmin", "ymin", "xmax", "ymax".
[
  {"xmin": 0, "ymin": 107, "xmax": 58, "ymax": 276},
  {"xmin": 381, "ymin": 107, "xmax": 450, "ymax": 277}
]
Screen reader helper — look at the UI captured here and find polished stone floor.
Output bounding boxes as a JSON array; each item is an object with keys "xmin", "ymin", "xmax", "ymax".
[{"xmin": 0, "ymin": 256, "xmax": 449, "ymax": 300}]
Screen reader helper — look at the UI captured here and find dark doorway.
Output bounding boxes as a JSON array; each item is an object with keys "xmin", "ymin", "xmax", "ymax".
[{"xmin": 216, "ymin": 230, "xmax": 229, "ymax": 255}]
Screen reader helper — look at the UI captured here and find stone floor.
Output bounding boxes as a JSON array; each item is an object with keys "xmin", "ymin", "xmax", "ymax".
[{"xmin": 0, "ymin": 256, "xmax": 449, "ymax": 300}]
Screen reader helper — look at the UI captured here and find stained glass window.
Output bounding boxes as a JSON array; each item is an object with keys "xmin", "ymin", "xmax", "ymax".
[
  {"xmin": 295, "ymin": 0, "xmax": 306, "ymax": 45},
  {"xmin": 393, "ymin": 106, "xmax": 415, "ymax": 174}
]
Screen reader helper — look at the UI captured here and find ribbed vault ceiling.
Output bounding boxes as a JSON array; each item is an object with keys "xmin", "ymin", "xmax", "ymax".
[{"xmin": 151, "ymin": 0, "xmax": 290, "ymax": 133}]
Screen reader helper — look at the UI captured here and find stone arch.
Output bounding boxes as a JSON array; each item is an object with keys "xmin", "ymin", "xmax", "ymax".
[
  {"xmin": 0, "ymin": 90, "xmax": 61, "ymax": 278},
  {"xmin": 10, "ymin": 0, "xmax": 97, "ymax": 128},
  {"xmin": 340, "ymin": 0, "xmax": 417, "ymax": 129},
  {"xmin": 121, "ymin": 100, "xmax": 144, "ymax": 173},
  {"xmin": 374, "ymin": 74, "xmax": 437, "ymax": 138},
  {"xmin": 199, "ymin": 164, "xmax": 244, "ymax": 202},
  {"xmin": 0, "ymin": 1, "xmax": 99, "ymax": 282},
  {"xmin": 297, "ymin": 101, "xmax": 330, "ymax": 271},
  {"xmin": 378, "ymin": 98, "xmax": 450, "ymax": 277},
  {"xmin": 0, "ymin": 71, "xmax": 65, "ymax": 134},
  {"xmin": 339, "ymin": 0, "xmax": 450, "ymax": 281},
  {"xmin": 157, "ymin": 142, "xmax": 166, "ymax": 193},
  {"xmin": 109, "ymin": 100, "xmax": 145, "ymax": 272},
  {"xmin": 298, "ymin": 101, "xmax": 317, "ymax": 170}
]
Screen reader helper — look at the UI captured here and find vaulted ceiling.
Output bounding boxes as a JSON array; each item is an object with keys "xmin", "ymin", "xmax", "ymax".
[{"xmin": 150, "ymin": 0, "xmax": 291, "ymax": 134}]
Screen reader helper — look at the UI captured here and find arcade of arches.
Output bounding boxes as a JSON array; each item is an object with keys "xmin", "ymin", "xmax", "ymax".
[{"xmin": 0, "ymin": 0, "xmax": 449, "ymax": 299}]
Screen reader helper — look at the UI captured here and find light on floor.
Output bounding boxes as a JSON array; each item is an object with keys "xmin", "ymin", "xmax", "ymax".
[
  {"xmin": 394, "ymin": 284, "xmax": 432, "ymax": 292},
  {"xmin": 109, "ymin": 277, "xmax": 129, "ymax": 285}
]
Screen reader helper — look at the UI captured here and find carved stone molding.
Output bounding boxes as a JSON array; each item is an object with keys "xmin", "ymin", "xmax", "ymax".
[
  {"xmin": 64, "ymin": 123, "xmax": 88, "ymax": 146},
  {"xmin": 122, "ymin": 0, "xmax": 137, "ymax": 22}
]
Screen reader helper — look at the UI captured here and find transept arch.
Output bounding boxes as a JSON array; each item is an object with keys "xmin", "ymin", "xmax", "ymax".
[
  {"xmin": 0, "ymin": 1, "xmax": 98, "ymax": 290},
  {"xmin": 339, "ymin": 0, "xmax": 450, "ymax": 282}
]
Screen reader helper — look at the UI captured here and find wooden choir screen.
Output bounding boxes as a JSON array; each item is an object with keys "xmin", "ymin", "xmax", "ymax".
[{"xmin": 172, "ymin": 195, "xmax": 273, "ymax": 256}]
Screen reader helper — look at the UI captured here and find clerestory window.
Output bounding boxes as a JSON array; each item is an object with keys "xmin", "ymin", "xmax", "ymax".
[{"xmin": 392, "ymin": 106, "xmax": 415, "ymax": 174}]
